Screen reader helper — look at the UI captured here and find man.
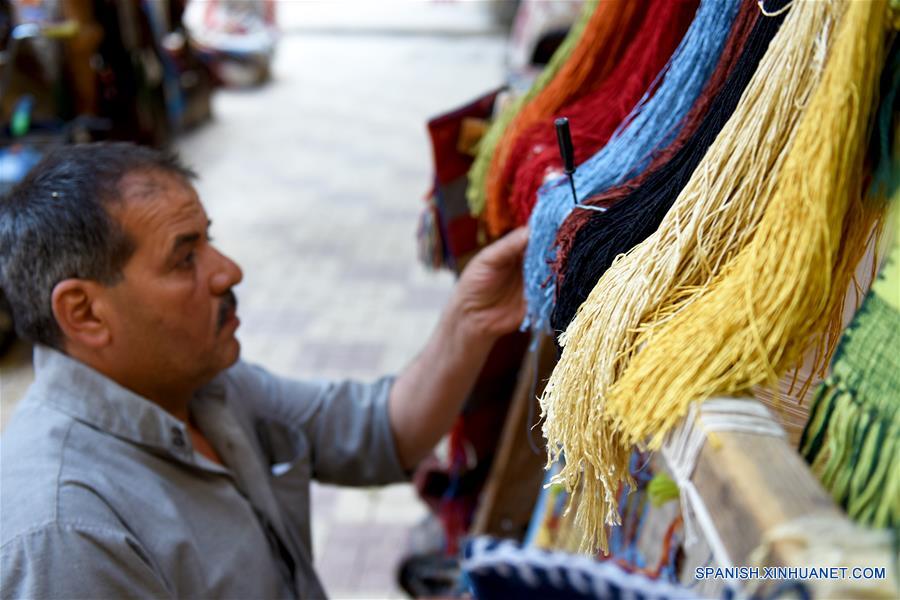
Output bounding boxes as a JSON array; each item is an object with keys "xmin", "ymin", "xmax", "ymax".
[{"xmin": 0, "ymin": 143, "xmax": 528, "ymax": 598}]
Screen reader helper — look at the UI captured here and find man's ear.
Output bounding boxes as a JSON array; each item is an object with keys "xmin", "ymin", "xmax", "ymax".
[{"xmin": 51, "ymin": 279, "xmax": 112, "ymax": 349}]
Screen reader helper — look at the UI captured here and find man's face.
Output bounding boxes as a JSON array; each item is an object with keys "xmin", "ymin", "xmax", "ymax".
[{"xmin": 100, "ymin": 170, "xmax": 244, "ymax": 392}]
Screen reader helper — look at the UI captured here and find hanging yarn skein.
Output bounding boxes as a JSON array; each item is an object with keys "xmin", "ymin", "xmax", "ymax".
[
  {"xmin": 522, "ymin": 0, "xmax": 742, "ymax": 331},
  {"xmin": 484, "ymin": 0, "xmax": 700, "ymax": 237},
  {"xmin": 541, "ymin": 0, "xmax": 841, "ymax": 553},
  {"xmin": 466, "ymin": 0, "xmax": 641, "ymax": 219},
  {"xmin": 609, "ymin": 0, "xmax": 887, "ymax": 462},
  {"xmin": 551, "ymin": 0, "xmax": 760, "ymax": 293},
  {"xmin": 550, "ymin": 0, "xmax": 801, "ymax": 335},
  {"xmin": 477, "ymin": 0, "xmax": 644, "ymax": 227},
  {"xmin": 466, "ymin": 0, "xmax": 596, "ymax": 219}
]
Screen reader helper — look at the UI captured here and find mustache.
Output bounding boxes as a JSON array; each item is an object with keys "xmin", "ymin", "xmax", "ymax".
[{"xmin": 216, "ymin": 290, "xmax": 238, "ymax": 332}]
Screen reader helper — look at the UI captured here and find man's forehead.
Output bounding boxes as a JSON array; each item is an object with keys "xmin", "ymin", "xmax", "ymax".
[
  {"xmin": 117, "ymin": 169, "xmax": 198, "ymax": 204},
  {"xmin": 113, "ymin": 170, "xmax": 207, "ymax": 233}
]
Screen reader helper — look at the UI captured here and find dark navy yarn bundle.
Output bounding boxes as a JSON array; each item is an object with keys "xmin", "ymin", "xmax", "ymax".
[{"xmin": 550, "ymin": 0, "xmax": 791, "ymax": 335}]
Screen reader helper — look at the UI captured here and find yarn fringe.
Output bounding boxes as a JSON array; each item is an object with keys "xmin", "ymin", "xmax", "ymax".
[
  {"xmin": 801, "ymin": 358, "xmax": 900, "ymax": 529},
  {"xmin": 491, "ymin": 0, "xmax": 699, "ymax": 237},
  {"xmin": 541, "ymin": 0, "xmax": 843, "ymax": 552},
  {"xmin": 522, "ymin": 0, "xmax": 742, "ymax": 332},
  {"xmin": 467, "ymin": 0, "xmax": 615, "ymax": 219},
  {"xmin": 482, "ymin": 0, "xmax": 644, "ymax": 231},
  {"xmin": 609, "ymin": 0, "xmax": 887, "ymax": 446}
]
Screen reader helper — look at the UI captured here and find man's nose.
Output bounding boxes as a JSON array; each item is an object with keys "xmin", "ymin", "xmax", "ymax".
[{"xmin": 209, "ymin": 248, "xmax": 243, "ymax": 294}]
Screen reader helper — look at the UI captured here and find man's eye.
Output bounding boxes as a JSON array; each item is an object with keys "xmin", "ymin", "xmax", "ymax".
[{"xmin": 178, "ymin": 251, "xmax": 195, "ymax": 268}]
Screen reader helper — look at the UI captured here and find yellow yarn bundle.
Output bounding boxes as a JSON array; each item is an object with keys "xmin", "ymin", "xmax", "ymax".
[
  {"xmin": 609, "ymin": 0, "xmax": 887, "ymax": 445},
  {"xmin": 540, "ymin": 0, "xmax": 842, "ymax": 553}
]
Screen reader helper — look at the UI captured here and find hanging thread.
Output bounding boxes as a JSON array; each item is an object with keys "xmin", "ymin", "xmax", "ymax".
[
  {"xmin": 551, "ymin": 0, "xmax": 801, "ymax": 334},
  {"xmin": 466, "ymin": 0, "xmax": 641, "ymax": 220},
  {"xmin": 484, "ymin": 0, "xmax": 700, "ymax": 238},
  {"xmin": 541, "ymin": 0, "xmax": 842, "ymax": 552},
  {"xmin": 522, "ymin": 0, "xmax": 742, "ymax": 331},
  {"xmin": 551, "ymin": 0, "xmax": 760, "ymax": 296},
  {"xmin": 582, "ymin": 7, "xmax": 890, "ymax": 567},
  {"xmin": 608, "ymin": 0, "xmax": 887, "ymax": 449}
]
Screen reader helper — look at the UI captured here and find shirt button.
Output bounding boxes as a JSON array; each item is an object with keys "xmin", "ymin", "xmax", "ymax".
[{"xmin": 171, "ymin": 427, "xmax": 186, "ymax": 448}]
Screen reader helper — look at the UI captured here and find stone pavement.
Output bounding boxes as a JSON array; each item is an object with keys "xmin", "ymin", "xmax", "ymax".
[{"xmin": 1, "ymin": 4, "xmax": 507, "ymax": 598}]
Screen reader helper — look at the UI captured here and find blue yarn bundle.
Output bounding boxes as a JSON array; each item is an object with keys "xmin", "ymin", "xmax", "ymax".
[{"xmin": 522, "ymin": 0, "xmax": 741, "ymax": 333}]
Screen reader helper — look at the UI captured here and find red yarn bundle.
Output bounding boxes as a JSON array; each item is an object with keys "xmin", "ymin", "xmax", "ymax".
[
  {"xmin": 487, "ymin": 0, "xmax": 699, "ymax": 237},
  {"xmin": 482, "ymin": 0, "xmax": 645, "ymax": 237},
  {"xmin": 552, "ymin": 0, "xmax": 759, "ymax": 283}
]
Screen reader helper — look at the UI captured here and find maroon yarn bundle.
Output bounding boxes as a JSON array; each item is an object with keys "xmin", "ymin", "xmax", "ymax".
[
  {"xmin": 552, "ymin": 0, "xmax": 760, "ymax": 283},
  {"xmin": 498, "ymin": 0, "xmax": 700, "ymax": 232}
]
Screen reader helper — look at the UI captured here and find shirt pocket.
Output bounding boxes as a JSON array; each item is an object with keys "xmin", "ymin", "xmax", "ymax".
[
  {"xmin": 257, "ymin": 422, "xmax": 312, "ymax": 555},
  {"xmin": 264, "ymin": 432, "xmax": 314, "ymax": 557}
]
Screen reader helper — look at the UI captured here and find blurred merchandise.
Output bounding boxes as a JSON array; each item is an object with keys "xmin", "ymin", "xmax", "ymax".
[
  {"xmin": 488, "ymin": 0, "xmax": 519, "ymax": 29},
  {"xmin": 0, "ymin": 137, "xmax": 42, "ymax": 190},
  {"xmin": 2, "ymin": 0, "xmax": 80, "ymax": 127},
  {"xmin": 91, "ymin": 0, "xmax": 214, "ymax": 144},
  {"xmin": 1, "ymin": 1, "xmax": 111, "ymax": 192},
  {"xmin": 397, "ymin": 551, "xmax": 461, "ymax": 599},
  {"xmin": 0, "ymin": 288, "xmax": 12, "ymax": 356},
  {"xmin": 183, "ymin": 0, "xmax": 277, "ymax": 88},
  {"xmin": 419, "ymin": 88, "xmax": 502, "ymax": 272},
  {"xmin": 1, "ymin": 0, "xmax": 214, "ymax": 148},
  {"xmin": 507, "ymin": 0, "xmax": 582, "ymax": 72},
  {"xmin": 417, "ymin": 1, "xmax": 582, "ymax": 274},
  {"xmin": 396, "ymin": 514, "xmax": 461, "ymax": 598}
]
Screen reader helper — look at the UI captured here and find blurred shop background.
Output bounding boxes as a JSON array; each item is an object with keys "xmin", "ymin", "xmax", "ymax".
[{"xmin": 0, "ymin": 1, "xmax": 581, "ymax": 597}]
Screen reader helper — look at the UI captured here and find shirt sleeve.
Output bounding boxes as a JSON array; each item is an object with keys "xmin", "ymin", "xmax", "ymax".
[
  {"xmin": 226, "ymin": 362, "xmax": 409, "ymax": 486},
  {"xmin": 1, "ymin": 523, "xmax": 172, "ymax": 600}
]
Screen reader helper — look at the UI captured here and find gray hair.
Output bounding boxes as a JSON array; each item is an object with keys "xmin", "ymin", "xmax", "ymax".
[{"xmin": 0, "ymin": 142, "xmax": 196, "ymax": 349}]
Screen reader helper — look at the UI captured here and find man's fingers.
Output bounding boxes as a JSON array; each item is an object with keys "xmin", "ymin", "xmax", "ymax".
[{"xmin": 483, "ymin": 227, "xmax": 529, "ymax": 264}]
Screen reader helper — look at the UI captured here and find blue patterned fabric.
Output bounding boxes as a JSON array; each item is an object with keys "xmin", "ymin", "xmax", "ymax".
[{"xmin": 462, "ymin": 537, "xmax": 698, "ymax": 600}]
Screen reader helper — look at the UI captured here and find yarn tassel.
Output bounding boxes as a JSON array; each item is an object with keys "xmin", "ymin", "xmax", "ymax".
[
  {"xmin": 522, "ymin": 0, "xmax": 742, "ymax": 331},
  {"xmin": 480, "ymin": 0, "xmax": 644, "ymax": 231},
  {"xmin": 467, "ymin": 0, "xmax": 638, "ymax": 219},
  {"xmin": 802, "ymin": 353, "xmax": 900, "ymax": 529},
  {"xmin": 541, "ymin": 0, "xmax": 846, "ymax": 553},
  {"xmin": 551, "ymin": 0, "xmax": 805, "ymax": 334},
  {"xmin": 609, "ymin": 0, "xmax": 887, "ymax": 447},
  {"xmin": 490, "ymin": 0, "xmax": 699, "ymax": 238},
  {"xmin": 551, "ymin": 0, "xmax": 760, "ymax": 294},
  {"xmin": 800, "ymin": 306, "xmax": 900, "ymax": 529}
]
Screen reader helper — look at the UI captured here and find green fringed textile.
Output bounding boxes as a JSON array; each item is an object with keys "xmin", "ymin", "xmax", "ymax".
[
  {"xmin": 800, "ymin": 293, "xmax": 900, "ymax": 529},
  {"xmin": 465, "ymin": 0, "xmax": 598, "ymax": 217}
]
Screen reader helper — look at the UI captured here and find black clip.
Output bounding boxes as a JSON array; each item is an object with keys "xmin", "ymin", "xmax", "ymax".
[{"xmin": 554, "ymin": 117, "xmax": 578, "ymax": 204}]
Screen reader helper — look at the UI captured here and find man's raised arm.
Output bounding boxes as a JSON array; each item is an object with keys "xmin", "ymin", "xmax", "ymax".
[{"xmin": 388, "ymin": 227, "xmax": 529, "ymax": 470}]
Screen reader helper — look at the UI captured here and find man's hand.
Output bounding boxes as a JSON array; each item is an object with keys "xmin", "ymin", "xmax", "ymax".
[
  {"xmin": 450, "ymin": 227, "xmax": 528, "ymax": 342},
  {"xmin": 388, "ymin": 227, "xmax": 529, "ymax": 469}
]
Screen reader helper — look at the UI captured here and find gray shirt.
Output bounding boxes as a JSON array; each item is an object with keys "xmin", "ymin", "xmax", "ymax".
[{"xmin": 1, "ymin": 346, "xmax": 407, "ymax": 599}]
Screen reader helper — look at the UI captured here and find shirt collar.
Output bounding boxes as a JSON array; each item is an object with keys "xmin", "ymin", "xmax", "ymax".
[{"xmin": 30, "ymin": 345, "xmax": 206, "ymax": 461}]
